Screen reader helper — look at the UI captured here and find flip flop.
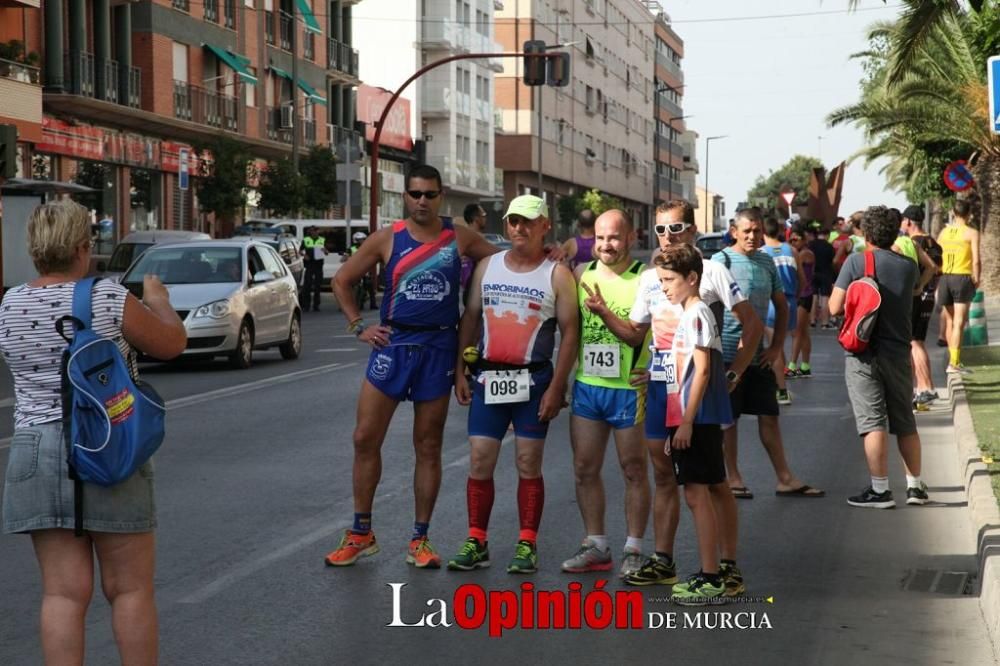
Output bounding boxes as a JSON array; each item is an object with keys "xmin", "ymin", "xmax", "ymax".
[
  {"xmin": 730, "ymin": 486, "xmax": 754, "ymax": 499},
  {"xmin": 775, "ymin": 485, "xmax": 826, "ymax": 498}
]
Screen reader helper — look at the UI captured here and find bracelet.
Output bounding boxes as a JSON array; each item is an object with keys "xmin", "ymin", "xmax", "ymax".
[{"xmin": 346, "ymin": 318, "xmax": 365, "ymax": 335}]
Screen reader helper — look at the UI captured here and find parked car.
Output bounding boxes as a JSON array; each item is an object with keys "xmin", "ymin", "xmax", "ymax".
[
  {"xmin": 245, "ymin": 232, "xmax": 304, "ymax": 286},
  {"xmin": 695, "ymin": 232, "xmax": 728, "ymax": 260},
  {"xmin": 119, "ymin": 239, "xmax": 302, "ymax": 368},
  {"xmin": 98, "ymin": 230, "xmax": 211, "ymax": 281}
]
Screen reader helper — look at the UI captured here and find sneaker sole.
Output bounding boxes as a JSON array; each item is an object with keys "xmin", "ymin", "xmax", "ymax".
[
  {"xmin": 846, "ymin": 499, "xmax": 896, "ymax": 509},
  {"xmin": 447, "ymin": 560, "xmax": 491, "ymax": 571},
  {"xmin": 507, "ymin": 567, "xmax": 538, "ymax": 574},
  {"xmin": 324, "ymin": 543, "xmax": 380, "ymax": 566},
  {"xmin": 561, "ymin": 562, "xmax": 614, "ymax": 573},
  {"xmin": 906, "ymin": 497, "xmax": 929, "ymax": 506},
  {"xmin": 777, "ymin": 399, "xmax": 792, "ymax": 405},
  {"xmin": 406, "ymin": 555, "xmax": 442, "ymax": 569},
  {"xmin": 623, "ymin": 575, "xmax": 679, "ymax": 586}
]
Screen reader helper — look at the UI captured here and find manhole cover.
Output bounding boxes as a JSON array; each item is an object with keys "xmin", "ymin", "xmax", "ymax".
[{"xmin": 902, "ymin": 569, "xmax": 974, "ymax": 596}]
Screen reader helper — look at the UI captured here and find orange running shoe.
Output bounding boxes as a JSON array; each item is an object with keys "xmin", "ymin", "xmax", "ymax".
[
  {"xmin": 406, "ymin": 536, "xmax": 442, "ymax": 569},
  {"xmin": 324, "ymin": 530, "xmax": 379, "ymax": 566}
]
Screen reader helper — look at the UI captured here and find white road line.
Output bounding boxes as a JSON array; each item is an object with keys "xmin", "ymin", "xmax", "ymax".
[
  {"xmin": 315, "ymin": 348, "xmax": 357, "ymax": 353},
  {"xmin": 0, "ymin": 362, "xmax": 358, "ymax": 450}
]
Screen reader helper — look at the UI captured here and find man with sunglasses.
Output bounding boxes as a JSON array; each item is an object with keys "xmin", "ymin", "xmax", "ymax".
[
  {"xmin": 326, "ymin": 164, "xmax": 498, "ymax": 570},
  {"xmin": 585, "ymin": 200, "xmax": 761, "ymax": 594}
]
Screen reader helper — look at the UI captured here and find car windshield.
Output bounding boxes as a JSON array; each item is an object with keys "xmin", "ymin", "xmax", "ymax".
[
  {"xmin": 122, "ymin": 247, "xmax": 244, "ymax": 285},
  {"xmin": 696, "ymin": 236, "xmax": 725, "ymax": 257},
  {"xmin": 106, "ymin": 243, "xmax": 152, "ymax": 272}
]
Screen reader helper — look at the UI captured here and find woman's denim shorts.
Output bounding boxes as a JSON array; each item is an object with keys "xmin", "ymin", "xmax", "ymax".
[{"xmin": 2, "ymin": 422, "xmax": 156, "ymax": 534}]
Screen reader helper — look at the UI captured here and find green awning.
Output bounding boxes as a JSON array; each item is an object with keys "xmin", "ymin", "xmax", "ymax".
[
  {"xmin": 296, "ymin": 0, "xmax": 322, "ymax": 34},
  {"xmin": 270, "ymin": 66, "xmax": 326, "ymax": 105},
  {"xmin": 203, "ymin": 44, "xmax": 257, "ymax": 84}
]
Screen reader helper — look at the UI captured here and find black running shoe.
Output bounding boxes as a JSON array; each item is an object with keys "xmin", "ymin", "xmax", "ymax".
[
  {"xmin": 847, "ymin": 486, "xmax": 895, "ymax": 509},
  {"xmin": 906, "ymin": 483, "xmax": 929, "ymax": 506}
]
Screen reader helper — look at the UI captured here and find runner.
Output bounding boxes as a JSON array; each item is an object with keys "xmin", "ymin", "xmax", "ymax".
[
  {"xmin": 587, "ymin": 200, "xmax": 762, "ymax": 595},
  {"xmin": 936, "ymin": 200, "xmax": 980, "ymax": 374},
  {"xmin": 562, "ymin": 209, "xmax": 597, "ymax": 270},
  {"xmin": 808, "ymin": 223, "xmax": 835, "ymax": 329},
  {"xmin": 560, "ymin": 210, "xmax": 650, "ymax": 578},
  {"xmin": 448, "ymin": 194, "xmax": 578, "ymax": 574},
  {"xmin": 761, "ymin": 217, "xmax": 802, "ymax": 405},
  {"xmin": 786, "ymin": 223, "xmax": 815, "ymax": 378},
  {"xmin": 325, "ymin": 164, "xmax": 498, "ymax": 569}
]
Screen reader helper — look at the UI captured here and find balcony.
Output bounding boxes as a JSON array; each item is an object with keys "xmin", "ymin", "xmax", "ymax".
[
  {"xmin": 223, "ymin": 0, "xmax": 236, "ymax": 29},
  {"xmin": 265, "ymin": 11, "xmax": 275, "ymax": 45},
  {"xmin": 303, "ymin": 118, "xmax": 316, "ymax": 145},
  {"xmin": 657, "ymin": 91, "xmax": 682, "ymax": 119},
  {"xmin": 174, "ymin": 80, "xmax": 238, "ymax": 131},
  {"xmin": 328, "ymin": 124, "xmax": 362, "ymax": 161},
  {"xmin": 421, "ymin": 82, "xmax": 470, "ymax": 118},
  {"xmin": 204, "ymin": 0, "xmax": 218, "ymax": 22},
  {"xmin": 327, "ymin": 38, "xmax": 359, "ymax": 79},
  {"xmin": 265, "ymin": 105, "xmax": 293, "ymax": 143},
  {"xmin": 303, "ymin": 32, "xmax": 315, "ymax": 60},
  {"xmin": 0, "ymin": 58, "xmax": 41, "ymax": 136},
  {"xmin": 171, "ymin": 0, "xmax": 189, "ymax": 10},
  {"xmin": 421, "ymin": 19, "xmax": 472, "ymax": 52},
  {"xmin": 0, "ymin": 57, "xmax": 40, "ymax": 85},
  {"xmin": 655, "ymin": 51, "xmax": 683, "ymax": 83},
  {"xmin": 63, "ymin": 52, "xmax": 140, "ymax": 108},
  {"xmin": 279, "ymin": 13, "xmax": 292, "ymax": 51},
  {"xmin": 656, "ymin": 174, "xmax": 685, "ymax": 198}
]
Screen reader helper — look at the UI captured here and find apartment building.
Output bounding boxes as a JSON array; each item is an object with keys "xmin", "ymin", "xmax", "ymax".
[
  {"xmin": 0, "ymin": 0, "xmax": 363, "ymax": 240},
  {"xmin": 495, "ymin": 0, "xmax": 655, "ymax": 235},
  {"xmin": 695, "ymin": 186, "xmax": 725, "ymax": 233},
  {"xmin": 648, "ymin": 1, "xmax": 691, "ymax": 208},
  {"xmin": 0, "ymin": 0, "xmax": 43, "ymax": 178},
  {"xmin": 354, "ymin": 0, "xmax": 504, "ymax": 221}
]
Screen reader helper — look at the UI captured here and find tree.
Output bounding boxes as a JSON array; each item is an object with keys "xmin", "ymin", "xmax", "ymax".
[
  {"xmin": 746, "ymin": 155, "xmax": 823, "ymax": 210},
  {"xmin": 579, "ymin": 188, "xmax": 623, "ymax": 215},
  {"xmin": 195, "ymin": 136, "xmax": 253, "ymax": 236},
  {"xmin": 257, "ymin": 157, "xmax": 306, "ymax": 217},
  {"xmin": 299, "ymin": 146, "xmax": 338, "ymax": 217}
]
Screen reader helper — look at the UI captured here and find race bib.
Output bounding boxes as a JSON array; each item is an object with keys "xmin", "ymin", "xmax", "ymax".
[
  {"xmin": 650, "ymin": 349, "xmax": 676, "ymax": 391},
  {"xmin": 483, "ymin": 369, "xmax": 530, "ymax": 404},
  {"xmin": 582, "ymin": 343, "xmax": 620, "ymax": 378}
]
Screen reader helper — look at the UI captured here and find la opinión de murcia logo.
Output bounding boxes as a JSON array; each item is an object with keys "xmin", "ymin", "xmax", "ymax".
[{"xmin": 387, "ymin": 582, "xmax": 774, "ymax": 636}]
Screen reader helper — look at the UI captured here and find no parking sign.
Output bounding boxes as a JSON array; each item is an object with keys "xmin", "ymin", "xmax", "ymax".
[{"xmin": 943, "ymin": 160, "xmax": 974, "ymax": 193}]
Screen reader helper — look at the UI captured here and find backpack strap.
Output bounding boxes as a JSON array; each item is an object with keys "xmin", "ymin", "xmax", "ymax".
[
  {"xmin": 71, "ymin": 277, "xmax": 100, "ymax": 330},
  {"xmin": 67, "ymin": 277, "xmax": 99, "ymax": 538},
  {"xmin": 722, "ymin": 249, "xmax": 732, "ymax": 270},
  {"xmin": 864, "ymin": 250, "xmax": 876, "ymax": 280}
]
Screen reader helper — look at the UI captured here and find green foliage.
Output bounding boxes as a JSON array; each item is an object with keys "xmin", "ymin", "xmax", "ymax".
[
  {"xmin": 195, "ymin": 136, "xmax": 252, "ymax": 220},
  {"xmin": 579, "ymin": 188, "xmax": 623, "ymax": 215},
  {"xmin": 0, "ymin": 39, "xmax": 40, "ymax": 66},
  {"xmin": 299, "ymin": 146, "xmax": 338, "ymax": 216},
  {"xmin": 557, "ymin": 193, "xmax": 585, "ymax": 226},
  {"xmin": 746, "ymin": 155, "xmax": 823, "ymax": 208},
  {"xmin": 257, "ymin": 157, "xmax": 306, "ymax": 217}
]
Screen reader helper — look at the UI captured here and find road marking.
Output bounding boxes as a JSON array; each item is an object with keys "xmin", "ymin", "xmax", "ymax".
[
  {"xmin": 0, "ymin": 362, "xmax": 358, "ymax": 450},
  {"xmin": 315, "ymin": 348, "xmax": 357, "ymax": 353}
]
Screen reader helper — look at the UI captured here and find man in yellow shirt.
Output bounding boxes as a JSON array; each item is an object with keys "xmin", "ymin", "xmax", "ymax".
[{"xmin": 936, "ymin": 200, "xmax": 981, "ymax": 374}]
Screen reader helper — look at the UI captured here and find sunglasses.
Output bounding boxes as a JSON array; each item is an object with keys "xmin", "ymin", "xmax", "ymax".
[
  {"xmin": 654, "ymin": 222, "xmax": 690, "ymax": 236},
  {"xmin": 406, "ymin": 190, "xmax": 441, "ymax": 200}
]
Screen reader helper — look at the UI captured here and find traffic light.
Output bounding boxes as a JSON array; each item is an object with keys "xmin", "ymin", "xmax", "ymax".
[
  {"xmin": 0, "ymin": 124, "xmax": 16, "ymax": 179},
  {"xmin": 523, "ymin": 40, "xmax": 546, "ymax": 86},
  {"xmin": 547, "ymin": 52, "xmax": 570, "ymax": 87}
]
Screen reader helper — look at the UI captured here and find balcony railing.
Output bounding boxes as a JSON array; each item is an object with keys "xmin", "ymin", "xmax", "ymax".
[
  {"xmin": 172, "ymin": 0, "xmax": 189, "ymax": 11},
  {"xmin": 656, "ymin": 174, "xmax": 685, "ymax": 198},
  {"xmin": 65, "ymin": 51, "xmax": 95, "ymax": 97},
  {"xmin": 421, "ymin": 19, "xmax": 471, "ymax": 52},
  {"xmin": 655, "ymin": 51, "xmax": 684, "ymax": 82},
  {"xmin": 224, "ymin": 0, "xmax": 236, "ymax": 29},
  {"xmin": 657, "ymin": 91, "xmax": 682, "ymax": 119},
  {"xmin": 62, "ymin": 51, "xmax": 140, "ymax": 107},
  {"xmin": 421, "ymin": 81, "xmax": 470, "ymax": 118},
  {"xmin": 266, "ymin": 105, "xmax": 293, "ymax": 143},
  {"xmin": 204, "ymin": 0, "xmax": 218, "ymax": 21},
  {"xmin": 265, "ymin": 11, "xmax": 276, "ymax": 45},
  {"xmin": 0, "ymin": 57, "xmax": 40, "ymax": 84},
  {"xmin": 279, "ymin": 13, "xmax": 292, "ymax": 50},
  {"xmin": 303, "ymin": 32, "xmax": 315, "ymax": 60},
  {"xmin": 326, "ymin": 38, "xmax": 358, "ymax": 78},
  {"xmin": 303, "ymin": 118, "xmax": 316, "ymax": 145},
  {"xmin": 328, "ymin": 124, "xmax": 362, "ymax": 160},
  {"xmin": 174, "ymin": 80, "xmax": 238, "ymax": 131}
]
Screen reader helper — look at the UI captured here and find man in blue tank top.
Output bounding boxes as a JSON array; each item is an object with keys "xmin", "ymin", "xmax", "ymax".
[
  {"xmin": 326, "ymin": 164, "xmax": 498, "ymax": 570},
  {"xmin": 762, "ymin": 216, "xmax": 803, "ymax": 405}
]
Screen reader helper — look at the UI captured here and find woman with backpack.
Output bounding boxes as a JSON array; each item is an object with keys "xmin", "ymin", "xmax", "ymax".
[{"xmin": 0, "ymin": 200, "xmax": 186, "ymax": 664}]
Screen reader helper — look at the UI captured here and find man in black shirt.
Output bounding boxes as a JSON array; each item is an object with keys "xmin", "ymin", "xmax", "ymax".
[{"xmin": 807, "ymin": 225, "xmax": 835, "ymax": 328}]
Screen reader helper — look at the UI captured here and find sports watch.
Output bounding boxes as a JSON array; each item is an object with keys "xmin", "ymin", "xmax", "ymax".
[{"xmin": 725, "ymin": 369, "xmax": 740, "ymax": 384}]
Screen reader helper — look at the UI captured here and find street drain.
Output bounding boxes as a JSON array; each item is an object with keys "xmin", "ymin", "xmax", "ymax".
[{"xmin": 902, "ymin": 569, "xmax": 975, "ymax": 596}]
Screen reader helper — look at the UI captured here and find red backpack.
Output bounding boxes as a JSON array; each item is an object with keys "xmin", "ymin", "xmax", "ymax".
[{"xmin": 838, "ymin": 251, "xmax": 882, "ymax": 354}]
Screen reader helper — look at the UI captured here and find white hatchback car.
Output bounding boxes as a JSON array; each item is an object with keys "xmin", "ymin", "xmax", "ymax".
[{"xmin": 120, "ymin": 239, "xmax": 302, "ymax": 368}]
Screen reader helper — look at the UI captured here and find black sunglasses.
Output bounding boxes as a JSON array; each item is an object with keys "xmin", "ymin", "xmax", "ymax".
[
  {"xmin": 654, "ymin": 221, "xmax": 690, "ymax": 236},
  {"xmin": 406, "ymin": 190, "xmax": 441, "ymax": 200}
]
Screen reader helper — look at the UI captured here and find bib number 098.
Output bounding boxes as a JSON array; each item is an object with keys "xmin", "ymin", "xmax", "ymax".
[{"xmin": 483, "ymin": 369, "xmax": 530, "ymax": 404}]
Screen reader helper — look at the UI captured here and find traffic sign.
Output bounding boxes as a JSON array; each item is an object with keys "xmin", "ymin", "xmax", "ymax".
[
  {"xmin": 780, "ymin": 190, "xmax": 795, "ymax": 206},
  {"xmin": 944, "ymin": 160, "xmax": 974, "ymax": 193},
  {"xmin": 179, "ymin": 148, "xmax": 189, "ymax": 191},
  {"xmin": 989, "ymin": 56, "xmax": 1000, "ymax": 134}
]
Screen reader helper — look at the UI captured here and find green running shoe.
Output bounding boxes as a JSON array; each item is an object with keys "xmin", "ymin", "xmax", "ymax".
[
  {"xmin": 672, "ymin": 573, "xmax": 725, "ymax": 605},
  {"xmin": 623, "ymin": 554, "xmax": 678, "ymax": 586},
  {"xmin": 719, "ymin": 562, "xmax": 746, "ymax": 597},
  {"xmin": 448, "ymin": 537, "xmax": 490, "ymax": 571},
  {"xmin": 507, "ymin": 540, "xmax": 538, "ymax": 574}
]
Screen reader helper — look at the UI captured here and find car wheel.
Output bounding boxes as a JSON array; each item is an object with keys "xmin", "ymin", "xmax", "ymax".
[
  {"xmin": 229, "ymin": 319, "xmax": 254, "ymax": 369},
  {"xmin": 279, "ymin": 313, "xmax": 302, "ymax": 360}
]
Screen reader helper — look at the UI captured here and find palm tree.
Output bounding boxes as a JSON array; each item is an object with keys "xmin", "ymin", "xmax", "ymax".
[{"xmin": 833, "ymin": 5, "xmax": 1000, "ymax": 291}]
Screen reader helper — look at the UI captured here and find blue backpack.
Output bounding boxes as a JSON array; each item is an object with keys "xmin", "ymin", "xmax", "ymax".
[{"xmin": 56, "ymin": 278, "xmax": 165, "ymax": 530}]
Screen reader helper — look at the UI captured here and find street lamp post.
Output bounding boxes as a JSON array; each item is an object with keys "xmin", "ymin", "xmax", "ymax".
[{"xmin": 704, "ymin": 134, "xmax": 728, "ymax": 231}]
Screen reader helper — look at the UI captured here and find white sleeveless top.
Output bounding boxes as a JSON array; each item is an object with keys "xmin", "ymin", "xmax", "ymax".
[{"xmin": 479, "ymin": 251, "xmax": 557, "ymax": 365}]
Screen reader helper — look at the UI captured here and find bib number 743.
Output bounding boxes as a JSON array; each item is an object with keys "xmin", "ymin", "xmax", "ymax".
[{"xmin": 583, "ymin": 343, "xmax": 620, "ymax": 378}]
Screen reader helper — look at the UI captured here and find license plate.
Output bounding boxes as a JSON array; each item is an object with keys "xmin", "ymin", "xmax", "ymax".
[{"xmin": 483, "ymin": 369, "xmax": 530, "ymax": 404}]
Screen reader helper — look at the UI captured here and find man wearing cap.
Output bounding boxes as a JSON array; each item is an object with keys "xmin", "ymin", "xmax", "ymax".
[
  {"xmin": 300, "ymin": 226, "xmax": 327, "ymax": 312},
  {"xmin": 448, "ymin": 194, "xmax": 579, "ymax": 574},
  {"xmin": 899, "ymin": 205, "xmax": 942, "ymax": 407}
]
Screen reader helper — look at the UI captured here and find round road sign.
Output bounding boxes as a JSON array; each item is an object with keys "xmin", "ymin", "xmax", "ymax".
[{"xmin": 944, "ymin": 160, "xmax": 974, "ymax": 192}]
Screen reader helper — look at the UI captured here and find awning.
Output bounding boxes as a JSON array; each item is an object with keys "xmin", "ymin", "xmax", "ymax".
[
  {"xmin": 296, "ymin": 0, "xmax": 322, "ymax": 34},
  {"xmin": 203, "ymin": 44, "xmax": 257, "ymax": 84},
  {"xmin": 269, "ymin": 66, "xmax": 327, "ymax": 105}
]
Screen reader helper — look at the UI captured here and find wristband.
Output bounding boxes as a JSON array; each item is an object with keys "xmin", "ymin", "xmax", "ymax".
[{"xmin": 347, "ymin": 318, "xmax": 365, "ymax": 335}]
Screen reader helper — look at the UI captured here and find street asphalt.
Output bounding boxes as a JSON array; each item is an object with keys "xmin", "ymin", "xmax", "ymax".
[{"xmin": 0, "ymin": 291, "xmax": 996, "ymax": 665}]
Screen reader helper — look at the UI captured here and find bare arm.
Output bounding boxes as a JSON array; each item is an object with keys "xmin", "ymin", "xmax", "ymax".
[
  {"xmin": 794, "ymin": 247, "xmax": 807, "ymax": 297},
  {"xmin": 122, "ymin": 276, "xmax": 187, "ymax": 360},
  {"xmin": 727, "ymin": 300, "xmax": 763, "ymax": 379},
  {"xmin": 829, "ymin": 286, "xmax": 846, "ymax": 316},
  {"xmin": 560, "ymin": 238, "xmax": 577, "ymax": 266},
  {"xmin": 914, "ymin": 245, "xmax": 936, "ymax": 295},
  {"xmin": 670, "ymin": 345, "xmax": 711, "ymax": 451},
  {"xmin": 332, "ymin": 228, "xmax": 390, "ymax": 325},
  {"xmin": 970, "ymin": 227, "xmax": 981, "ymax": 287},
  {"xmin": 454, "ymin": 259, "xmax": 487, "ymax": 406},
  {"xmin": 765, "ymin": 291, "xmax": 789, "ymax": 357},
  {"xmin": 456, "ymin": 224, "xmax": 502, "ymax": 263},
  {"xmin": 580, "ymin": 281, "xmax": 649, "ymax": 347},
  {"xmin": 538, "ymin": 264, "xmax": 581, "ymax": 421}
]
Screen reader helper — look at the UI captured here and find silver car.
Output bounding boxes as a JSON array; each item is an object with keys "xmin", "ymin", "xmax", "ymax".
[
  {"xmin": 120, "ymin": 239, "xmax": 302, "ymax": 368},
  {"xmin": 98, "ymin": 230, "xmax": 212, "ymax": 281}
]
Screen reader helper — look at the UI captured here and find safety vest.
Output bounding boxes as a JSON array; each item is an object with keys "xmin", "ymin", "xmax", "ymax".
[{"xmin": 303, "ymin": 236, "xmax": 325, "ymax": 261}]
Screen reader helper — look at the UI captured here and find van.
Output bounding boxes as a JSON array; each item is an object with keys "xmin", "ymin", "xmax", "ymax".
[{"xmin": 99, "ymin": 230, "xmax": 212, "ymax": 280}]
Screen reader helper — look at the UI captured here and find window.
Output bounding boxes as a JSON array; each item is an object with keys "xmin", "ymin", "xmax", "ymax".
[
  {"xmin": 259, "ymin": 246, "xmax": 286, "ymax": 278},
  {"xmin": 204, "ymin": 0, "xmax": 218, "ymax": 22},
  {"xmin": 585, "ymin": 85, "xmax": 594, "ymax": 113},
  {"xmin": 585, "ymin": 37, "xmax": 594, "ymax": 61},
  {"xmin": 224, "ymin": 0, "xmax": 235, "ymax": 28},
  {"xmin": 172, "ymin": 42, "xmax": 188, "ymax": 82}
]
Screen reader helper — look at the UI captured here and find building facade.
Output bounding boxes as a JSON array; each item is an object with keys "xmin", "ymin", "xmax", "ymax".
[
  {"xmin": 0, "ymin": 0, "xmax": 43, "ymax": 180},
  {"xmin": 695, "ymin": 185, "xmax": 725, "ymax": 233},
  {"xmin": 353, "ymin": 0, "xmax": 504, "ymax": 221},
  {"xmin": 1, "ymin": 0, "xmax": 363, "ymax": 244}
]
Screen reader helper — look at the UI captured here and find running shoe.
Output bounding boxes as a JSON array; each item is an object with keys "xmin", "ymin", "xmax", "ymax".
[
  {"xmin": 906, "ymin": 482, "xmax": 930, "ymax": 506},
  {"xmin": 507, "ymin": 540, "xmax": 538, "ymax": 574},
  {"xmin": 406, "ymin": 536, "xmax": 442, "ymax": 569},
  {"xmin": 946, "ymin": 363, "xmax": 974, "ymax": 375},
  {"xmin": 324, "ymin": 529, "xmax": 379, "ymax": 566},
  {"xmin": 619, "ymin": 549, "xmax": 645, "ymax": 579},
  {"xmin": 776, "ymin": 389, "xmax": 791, "ymax": 405},
  {"xmin": 560, "ymin": 540, "xmax": 612, "ymax": 573},
  {"xmin": 821, "ymin": 323, "xmax": 837, "ymax": 330},
  {"xmin": 448, "ymin": 537, "xmax": 491, "ymax": 570},
  {"xmin": 719, "ymin": 562, "xmax": 746, "ymax": 597},
  {"xmin": 847, "ymin": 487, "xmax": 896, "ymax": 509},
  {"xmin": 913, "ymin": 399, "xmax": 930, "ymax": 413},
  {"xmin": 784, "ymin": 367, "xmax": 801, "ymax": 379},
  {"xmin": 623, "ymin": 554, "xmax": 678, "ymax": 586},
  {"xmin": 672, "ymin": 573, "xmax": 725, "ymax": 605},
  {"xmin": 914, "ymin": 390, "xmax": 938, "ymax": 406},
  {"xmin": 798, "ymin": 367, "xmax": 812, "ymax": 378}
]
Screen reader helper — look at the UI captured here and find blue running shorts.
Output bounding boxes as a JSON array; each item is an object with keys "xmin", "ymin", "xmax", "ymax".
[
  {"xmin": 644, "ymin": 380, "xmax": 669, "ymax": 441},
  {"xmin": 366, "ymin": 342, "xmax": 456, "ymax": 402},
  {"xmin": 767, "ymin": 297, "xmax": 798, "ymax": 331},
  {"xmin": 572, "ymin": 382, "xmax": 645, "ymax": 430},
  {"xmin": 468, "ymin": 373, "xmax": 552, "ymax": 441}
]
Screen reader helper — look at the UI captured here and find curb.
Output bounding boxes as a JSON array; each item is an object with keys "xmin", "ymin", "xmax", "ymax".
[{"xmin": 947, "ymin": 372, "xmax": 1000, "ymax": 663}]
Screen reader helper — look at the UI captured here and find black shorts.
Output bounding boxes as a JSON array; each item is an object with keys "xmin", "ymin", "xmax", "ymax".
[
  {"xmin": 798, "ymin": 294, "xmax": 814, "ymax": 314},
  {"xmin": 812, "ymin": 274, "xmax": 833, "ymax": 297},
  {"xmin": 729, "ymin": 364, "xmax": 779, "ymax": 418},
  {"xmin": 937, "ymin": 274, "xmax": 975, "ymax": 306},
  {"xmin": 911, "ymin": 294, "xmax": 934, "ymax": 341},
  {"xmin": 669, "ymin": 424, "xmax": 726, "ymax": 485}
]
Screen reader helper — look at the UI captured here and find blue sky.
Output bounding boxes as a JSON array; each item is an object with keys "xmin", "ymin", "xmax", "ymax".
[{"xmin": 669, "ymin": 0, "xmax": 909, "ymax": 215}]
